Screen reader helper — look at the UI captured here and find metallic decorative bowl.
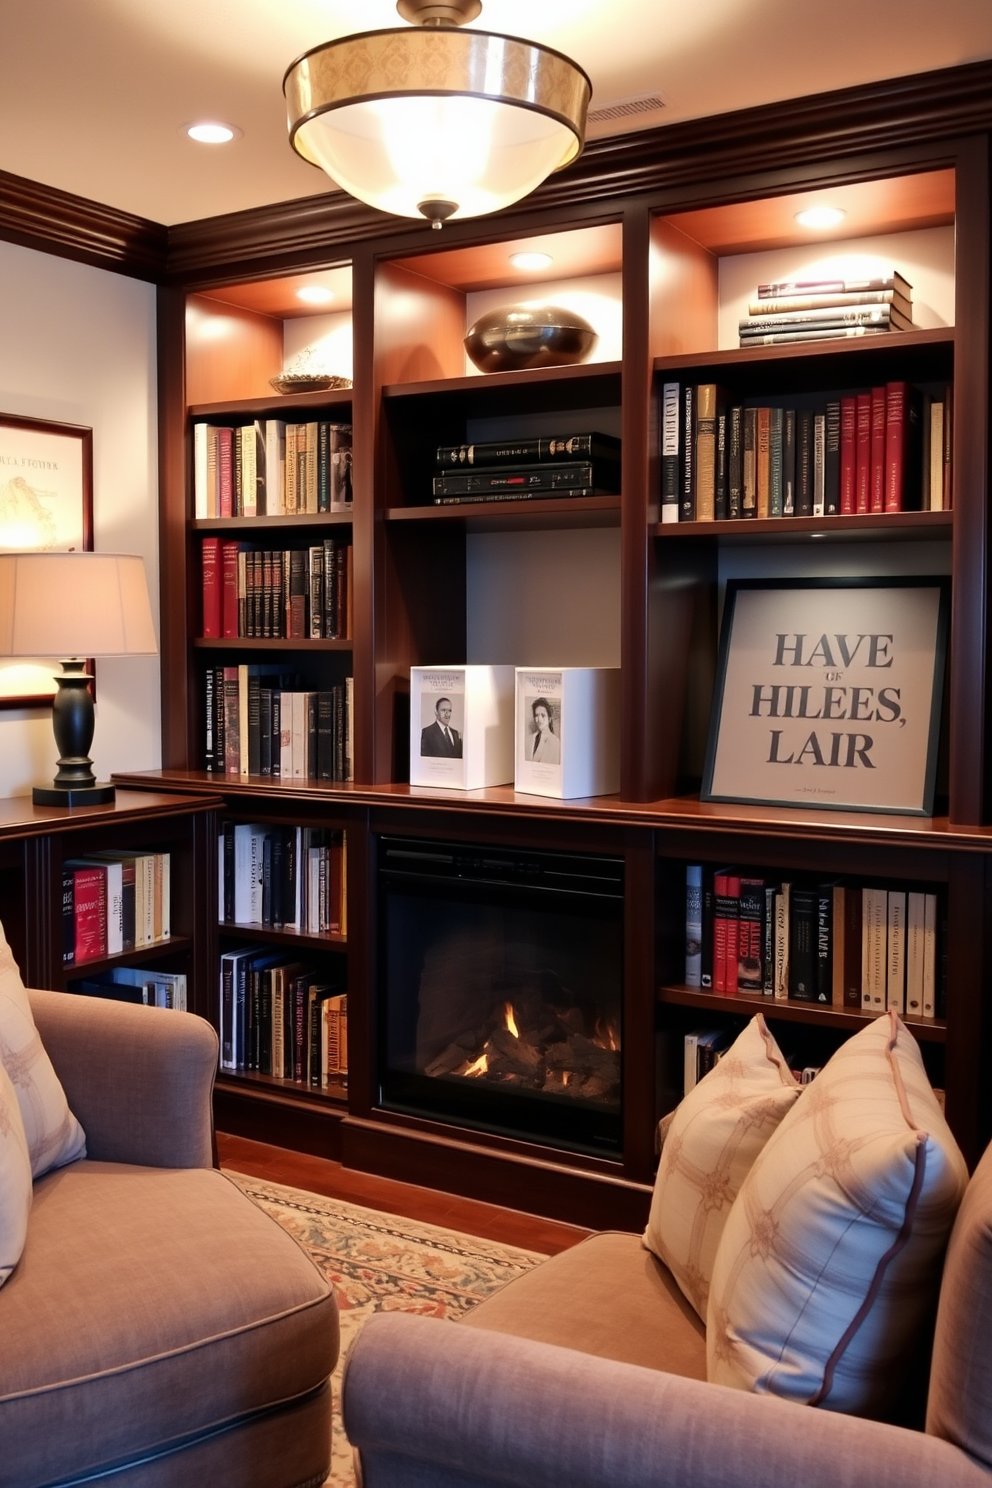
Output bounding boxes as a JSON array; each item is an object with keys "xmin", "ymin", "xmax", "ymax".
[
  {"xmin": 464, "ymin": 305, "xmax": 598, "ymax": 374},
  {"xmin": 268, "ymin": 373, "xmax": 352, "ymax": 395}
]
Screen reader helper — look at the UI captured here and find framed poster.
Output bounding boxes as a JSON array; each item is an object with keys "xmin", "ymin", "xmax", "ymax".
[
  {"xmin": 701, "ymin": 578, "xmax": 949, "ymax": 816},
  {"xmin": 0, "ymin": 413, "xmax": 93, "ymax": 707}
]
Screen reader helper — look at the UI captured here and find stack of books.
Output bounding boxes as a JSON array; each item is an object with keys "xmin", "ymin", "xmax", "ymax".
[
  {"xmin": 219, "ymin": 823, "xmax": 346, "ymax": 938},
  {"xmin": 738, "ymin": 273, "xmax": 914, "ymax": 347},
  {"xmin": 62, "ymin": 852, "xmax": 171, "ymax": 966},
  {"xmin": 193, "ymin": 420, "xmax": 352, "ymax": 517},
  {"xmin": 204, "ymin": 666, "xmax": 353, "ymax": 783},
  {"xmin": 218, "ymin": 947, "xmax": 347, "ymax": 1085},
  {"xmin": 661, "ymin": 380, "xmax": 951, "ymax": 522},
  {"xmin": 201, "ymin": 536, "xmax": 352, "ymax": 641},
  {"xmin": 684, "ymin": 864, "xmax": 944, "ymax": 1017},
  {"xmin": 432, "ymin": 433, "xmax": 621, "ymax": 506},
  {"xmin": 74, "ymin": 967, "xmax": 187, "ymax": 1009}
]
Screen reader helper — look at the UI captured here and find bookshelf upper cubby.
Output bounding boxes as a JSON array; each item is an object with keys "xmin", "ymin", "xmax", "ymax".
[
  {"xmin": 379, "ymin": 222, "xmax": 623, "ymax": 384},
  {"xmin": 185, "ymin": 264, "xmax": 354, "ymax": 406},
  {"xmin": 649, "ymin": 169, "xmax": 956, "ymax": 361}
]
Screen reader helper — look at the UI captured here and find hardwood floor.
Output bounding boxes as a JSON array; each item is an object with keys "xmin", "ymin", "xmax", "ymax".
[{"xmin": 218, "ymin": 1131, "xmax": 592, "ymax": 1255}]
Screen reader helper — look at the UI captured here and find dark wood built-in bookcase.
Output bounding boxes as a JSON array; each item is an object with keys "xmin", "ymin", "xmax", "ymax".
[{"xmin": 107, "ymin": 62, "xmax": 992, "ymax": 1224}]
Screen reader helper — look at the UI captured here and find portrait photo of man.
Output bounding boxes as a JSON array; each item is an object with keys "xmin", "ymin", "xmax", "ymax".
[{"xmin": 420, "ymin": 695, "xmax": 462, "ymax": 758}]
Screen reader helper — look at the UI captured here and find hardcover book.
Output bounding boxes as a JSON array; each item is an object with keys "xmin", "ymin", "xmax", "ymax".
[
  {"xmin": 410, "ymin": 666, "xmax": 515, "ymax": 790},
  {"xmin": 514, "ymin": 667, "xmax": 621, "ymax": 800}
]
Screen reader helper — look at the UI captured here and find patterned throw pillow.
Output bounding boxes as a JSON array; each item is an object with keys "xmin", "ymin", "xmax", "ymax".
[
  {"xmin": 0, "ymin": 1056, "xmax": 32, "ymax": 1286},
  {"xmin": 707, "ymin": 1010, "xmax": 968, "ymax": 1416},
  {"xmin": 643, "ymin": 1015, "xmax": 801, "ymax": 1319},
  {"xmin": 0, "ymin": 922, "xmax": 86, "ymax": 1178}
]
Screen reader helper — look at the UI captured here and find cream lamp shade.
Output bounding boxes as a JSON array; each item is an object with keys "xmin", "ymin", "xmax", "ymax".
[
  {"xmin": 0, "ymin": 551, "xmax": 158, "ymax": 658},
  {"xmin": 0, "ymin": 552, "xmax": 157, "ymax": 807}
]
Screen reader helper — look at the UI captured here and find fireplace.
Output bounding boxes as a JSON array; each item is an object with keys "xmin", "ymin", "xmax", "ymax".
[{"xmin": 377, "ymin": 837, "xmax": 624, "ymax": 1155}]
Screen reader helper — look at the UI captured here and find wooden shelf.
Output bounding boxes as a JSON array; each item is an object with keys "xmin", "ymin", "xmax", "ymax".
[
  {"xmin": 192, "ymin": 513, "xmax": 352, "ymax": 532},
  {"xmin": 386, "ymin": 495, "xmax": 621, "ymax": 531},
  {"xmin": 654, "ymin": 510, "xmax": 952, "ymax": 542},
  {"xmin": 63, "ymin": 936, "xmax": 194, "ymax": 981},
  {"xmin": 383, "ymin": 360, "xmax": 622, "ymax": 411},
  {"xmin": 658, "ymin": 983, "xmax": 947, "ymax": 1042},
  {"xmin": 190, "ymin": 389, "xmax": 353, "ymax": 419},
  {"xmin": 193, "ymin": 636, "xmax": 352, "ymax": 652},
  {"xmin": 217, "ymin": 1070, "xmax": 348, "ymax": 1104},
  {"xmin": 218, "ymin": 922, "xmax": 346, "ymax": 951},
  {"xmin": 653, "ymin": 328, "xmax": 953, "ymax": 381}
]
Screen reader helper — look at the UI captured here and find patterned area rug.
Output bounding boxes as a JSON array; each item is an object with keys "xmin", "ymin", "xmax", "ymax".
[{"xmin": 227, "ymin": 1173, "xmax": 547, "ymax": 1488}]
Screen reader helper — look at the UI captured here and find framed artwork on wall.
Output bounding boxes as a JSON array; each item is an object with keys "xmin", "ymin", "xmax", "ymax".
[
  {"xmin": 0, "ymin": 412, "xmax": 93, "ymax": 707},
  {"xmin": 701, "ymin": 577, "xmax": 950, "ymax": 816}
]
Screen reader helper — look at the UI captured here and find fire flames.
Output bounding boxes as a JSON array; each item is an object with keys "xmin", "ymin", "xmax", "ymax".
[
  {"xmin": 440, "ymin": 996, "xmax": 621, "ymax": 1103},
  {"xmin": 461, "ymin": 1003, "xmax": 518, "ymax": 1078}
]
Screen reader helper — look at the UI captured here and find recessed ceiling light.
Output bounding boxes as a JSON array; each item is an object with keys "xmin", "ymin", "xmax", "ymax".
[
  {"xmin": 296, "ymin": 286, "xmax": 336, "ymax": 305},
  {"xmin": 185, "ymin": 121, "xmax": 240, "ymax": 144},
  {"xmin": 509, "ymin": 251, "xmax": 554, "ymax": 271},
  {"xmin": 794, "ymin": 206, "xmax": 847, "ymax": 229}
]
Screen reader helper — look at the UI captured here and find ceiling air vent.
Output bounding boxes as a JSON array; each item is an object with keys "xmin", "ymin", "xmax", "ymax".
[{"xmin": 588, "ymin": 93, "xmax": 665, "ymax": 125}]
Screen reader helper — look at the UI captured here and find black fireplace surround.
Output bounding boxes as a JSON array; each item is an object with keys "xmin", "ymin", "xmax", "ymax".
[{"xmin": 377, "ymin": 837, "xmax": 624, "ymax": 1155}]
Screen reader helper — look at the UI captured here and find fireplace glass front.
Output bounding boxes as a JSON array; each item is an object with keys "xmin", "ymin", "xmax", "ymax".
[{"xmin": 377, "ymin": 837, "xmax": 623, "ymax": 1155}]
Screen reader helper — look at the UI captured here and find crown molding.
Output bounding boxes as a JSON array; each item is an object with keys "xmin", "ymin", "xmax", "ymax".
[
  {"xmin": 2, "ymin": 58, "xmax": 990, "ymax": 286},
  {"xmin": 0, "ymin": 168, "xmax": 167, "ymax": 280},
  {"xmin": 165, "ymin": 57, "xmax": 992, "ymax": 286}
]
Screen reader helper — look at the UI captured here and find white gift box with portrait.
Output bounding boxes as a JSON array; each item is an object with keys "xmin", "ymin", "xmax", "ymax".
[
  {"xmin": 410, "ymin": 666, "xmax": 515, "ymax": 789},
  {"xmin": 515, "ymin": 667, "xmax": 621, "ymax": 799}
]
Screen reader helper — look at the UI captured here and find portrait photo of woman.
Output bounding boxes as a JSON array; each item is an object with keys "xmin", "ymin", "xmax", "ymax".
[{"xmin": 528, "ymin": 696, "xmax": 561, "ymax": 765}]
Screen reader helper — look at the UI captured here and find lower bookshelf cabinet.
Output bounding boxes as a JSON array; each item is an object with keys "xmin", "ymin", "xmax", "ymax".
[{"xmin": 112, "ymin": 771, "xmax": 992, "ymax": 1220}]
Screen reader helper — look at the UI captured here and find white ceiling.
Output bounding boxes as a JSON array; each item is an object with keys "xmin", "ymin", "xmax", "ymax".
[{"xmin": 2, "ymin": 0, "xmax": 991, "ymax": 227}]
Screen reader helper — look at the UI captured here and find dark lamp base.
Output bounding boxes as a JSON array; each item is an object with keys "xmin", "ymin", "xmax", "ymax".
[{"xmin": 33, "ymin": 782, "xmax": 116, "ymax": 807}]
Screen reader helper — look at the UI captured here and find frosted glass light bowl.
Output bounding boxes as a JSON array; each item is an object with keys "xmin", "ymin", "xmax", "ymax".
[{"xmin": 464, "ymin": 305, "xmax": 598, "ymax": 374}]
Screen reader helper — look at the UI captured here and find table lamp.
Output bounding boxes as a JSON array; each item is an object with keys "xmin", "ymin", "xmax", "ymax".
[{"xmin": 0, "ymin": 551, "xmax": 158, "ymax": 806}]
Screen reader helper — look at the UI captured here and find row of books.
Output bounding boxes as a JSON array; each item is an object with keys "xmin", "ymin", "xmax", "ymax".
[
  {"xmin": 204, "ymin": 667, "xmax": 354, "ymax": 783},
  {"xmin": 219, "ymin": 823, "xmax": 347, "ymax": 937},
  {"xmin": 219, "ymin": 946, "xmax": 348, "ymax": 1084},
  {"xmin": 661, "ymin": 380, "xmax": 951, "ymax": 523},
  {"xmin": 193, "ymin": 420, "xmax": 353, "ymax": 519},
  {"xmin": 738, "ymin": 272, "xmax": 914, "ymax": 348},
  {"xmin": 201, "ymin": 537, "xmax": 352, "ymax": 640},
  {"xmin": 431, "ymin": 431, "xmax": 620, "ymax": 506},
  {"xmin": 683, "ymin": 1027, "xmax": 823, "ymax": 1095},
  {"xmin": 684, "ymin": 865, "xmax": 945, "ymax": 1018},
  {"xmin": 62, "ymin": 852, "xmax": 171, "ymax": 967},
  {"xmin": 73, "ymin": 966, "xmax": 188, "ymax": 1010}
]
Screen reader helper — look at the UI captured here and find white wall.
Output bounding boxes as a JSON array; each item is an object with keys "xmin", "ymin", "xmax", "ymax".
[{"xmin": 0, "ymin": 240, "xmax": 160, "ymax": 797}]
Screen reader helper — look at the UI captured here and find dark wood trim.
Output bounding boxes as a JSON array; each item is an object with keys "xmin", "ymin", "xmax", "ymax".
[
  {"xmin": 6, "ymin": 60, "xmax": 992, "ymax": 287},
  {"xmin": 0, "ymin": 167, "xmax": 166, "ymax": 280},
  {"xmin": 157, "ymin": 285, "xmax": 192, "ymax": 769},
  {"xmin": 163, "ymin": 59, "xmax": 992, "ymax": 286}
]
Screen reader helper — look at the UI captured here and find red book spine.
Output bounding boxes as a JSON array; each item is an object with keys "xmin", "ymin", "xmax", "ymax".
[
  {"xmin": 855, "ymin": 393, "xmax": 872, "ymax": 513},
  {"xmin": 73, "ymin": 866, "xmax": 107, "ymax": 965},
  {"xmin": 839, "ymin": 396, "xmax": 857, "ymax": 513},
  {"xmin": 713, "ymin": 872, "xmax": 728, "ymax": 993},
  {"xmin": 884, "ymin": 380, "xmax": 908, "ymax": 512},
  {"xmin": 217, "ymin": 426, "xmax": 234, "ymax": 518},
  {"xmin": 724, "ymin": 874, "xmax": 741, "ymax": 996},
  {"xmin": 201, "ymin": 536, "xmax": 221, "ymax": 638},
  {"xmin": 869, "ymin": 385, "xmax": 886, "ymax": 512},
  {"xmin": 221, "ymin": 540, "xmax": 240, "ymax": 638}
]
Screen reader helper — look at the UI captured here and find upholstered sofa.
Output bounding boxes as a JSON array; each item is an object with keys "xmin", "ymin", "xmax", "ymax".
[
  {"xmin": 1, "ymin": 989, "xmax": 338, "ymax": 1488},
  {"xmin": 343, "ymin": 1016, "xmax": 992, "ymax": 1488}
]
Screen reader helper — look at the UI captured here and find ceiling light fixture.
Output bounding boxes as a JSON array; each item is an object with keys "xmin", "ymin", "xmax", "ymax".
[
  {"xmin": 296, "ymin": 286, "xmax": 336, "ymax": 305},
  {"xmin": 794, "ymin": 205, "xmax": 847, "ymax": 229},
  {"xmin": 186, "ymin": 122, "xmax": 240, "ymax": 144},
  {"xmin": 284, "ymin": 0, "xmax": 591, "ymax": 230},
  {"xmin": 509, "ymin": 251, "xmax": 554, "ymax": 271}
]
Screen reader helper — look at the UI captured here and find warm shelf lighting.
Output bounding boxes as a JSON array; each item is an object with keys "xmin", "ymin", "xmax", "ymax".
[
  {"xmin": 509, "ymin": 251, "xmax": 554, "ymax": 271},
  {"xmin": 186, "ymin": 122, "xmax": 240, "ymax": 144},
  {"xmin": 284, "ymin": 0, "xmax": 590, "ymax": 229},
  {"xmin": 794, "ymin": 205, "xmax": 847, "ymax": 229},
  {"xmin": 296, "ymin": 286, "xmax": 336, "ymax": 305}
]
